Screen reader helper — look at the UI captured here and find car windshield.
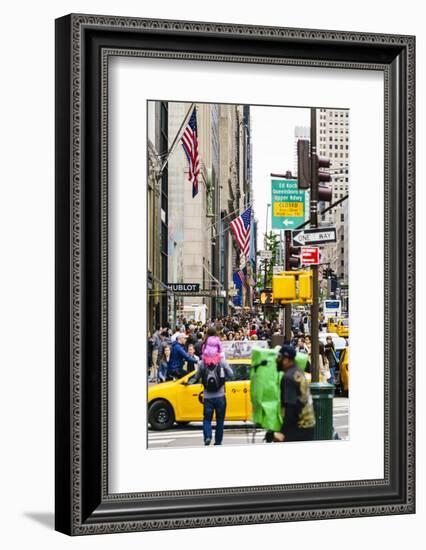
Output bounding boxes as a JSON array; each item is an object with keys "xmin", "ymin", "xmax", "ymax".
[
  {"xmin": 340, "ymin": 319, "xmax": 349, "ymax": 326},
  {"xmin": 333, "ymin": 337, "xmax": 347, "ymax": 349},
  {"xmin": 320, "ymin": 335, "xmax": 346, "ymax": 350},
  {"xmin": 230, "ymin": 363, "xmax": 250, "ymax": 381}
]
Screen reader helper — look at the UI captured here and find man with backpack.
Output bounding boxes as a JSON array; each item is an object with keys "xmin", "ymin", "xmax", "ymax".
[{"xmin": 192, "ymin": 333, "xmax": 233, "ymax": 446}]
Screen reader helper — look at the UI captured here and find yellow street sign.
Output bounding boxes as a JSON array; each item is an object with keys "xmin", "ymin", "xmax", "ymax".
[{"xmin": 273, "ymin": 201, "xmax": 304, "ymax": 217}]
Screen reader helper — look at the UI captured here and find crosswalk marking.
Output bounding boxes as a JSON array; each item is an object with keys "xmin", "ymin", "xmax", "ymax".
[
  {"xmin": 147, "ymin": 405, "xmax": 349, "ymax": 447},
  {"xmin": 149, "ymin": 431, "xmax": 264, "ymax": 440}
]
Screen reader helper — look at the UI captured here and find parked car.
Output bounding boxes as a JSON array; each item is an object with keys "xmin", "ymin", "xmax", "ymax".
[{"xmin": 148, "ymin": 358, "xmax": 252, "ymax": 430}]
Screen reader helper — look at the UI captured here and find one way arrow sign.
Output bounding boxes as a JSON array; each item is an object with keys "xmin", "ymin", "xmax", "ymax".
[{"xmin": 292, "ymin": 227, "xmax": 337, "ymax": 246}]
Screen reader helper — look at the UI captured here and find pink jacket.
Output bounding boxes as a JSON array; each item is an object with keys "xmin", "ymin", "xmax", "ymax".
[{"xmin": 202, "ymin": 336, "xmax": 223, "ymax": 365}]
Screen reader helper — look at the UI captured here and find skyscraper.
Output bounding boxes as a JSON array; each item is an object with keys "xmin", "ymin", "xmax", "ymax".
[{"xmin": 317, "ymin": 109, "xmax": 349, "ymax": 284}]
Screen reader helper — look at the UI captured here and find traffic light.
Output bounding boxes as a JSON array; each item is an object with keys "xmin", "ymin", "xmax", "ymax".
[
  {"xmin": 297, "ymin": 141, "xmax": 333, "ymax": 203},
  {"xmin": 297, "ymin": 139, "xmax": 310, "ymax": 189},
  {"xmin": 299, "ymin": 270, "xmax": 313, "ymax": 301},
  {"xmin": 323, "ymin": 267, "xmax": 338, "ymax": 297},
  {"xmin": 329, "ymin": 274, "xmax": 338, "ymax": 295},
  {"xmin": 316, "ymin": 155, "xmax": 333, "ymax": 202},
  {"xmin": 286, "ymin": 242, "xmax": 301, "ymax": 269},
  {"xmin": 272, "ymin": 271, "xmax": 313, "ymax": 304},
  {"xmin": 317, "ymin": 155, "xmax": 331, "ymax": 183},
  {"xmin": 260, "ymin": 290, "xmax": 273, "ymax": 305},
  {"xmin": 273, "ymin": 274, "xmax": 296, "ymax": 302}
]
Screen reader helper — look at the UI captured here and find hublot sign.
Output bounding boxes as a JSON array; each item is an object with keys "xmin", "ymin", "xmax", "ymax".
[{"xmin": 167, "ymin": 283, "xmax": 200, "ymax": 293}]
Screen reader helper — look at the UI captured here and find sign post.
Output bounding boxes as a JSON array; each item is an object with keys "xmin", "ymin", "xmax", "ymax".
[
  {"xmin": 309, "ymin": 108, "xmax": 320, "ymax": 384},
  {"xmin": 271, "ymin": 179, "xmax": 306, "ymax": 230}
]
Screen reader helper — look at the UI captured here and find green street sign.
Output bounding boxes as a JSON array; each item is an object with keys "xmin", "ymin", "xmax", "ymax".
[{"xmin": 271, "ymin": 179, "xmax": 306, "ymax": 229}]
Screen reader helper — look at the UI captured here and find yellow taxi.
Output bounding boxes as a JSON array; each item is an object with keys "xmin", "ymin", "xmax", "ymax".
[
  {"xmin": 327, "ymin": 317, "xmax": 338, "ymax": 333},
  {"xmin": 148, "ymin": 359, "xmax": 252, "ymax": 430},
  {"xmin": 327, "ymin": 317, "xmax": 349, "ymax": 338},
  {"xmin": 338, "ymin": 347, "xmax": 349, "ymax": 396},
  {"xmin": 336, "ymin": 318, "xmax": 349, "ymax": 338}
]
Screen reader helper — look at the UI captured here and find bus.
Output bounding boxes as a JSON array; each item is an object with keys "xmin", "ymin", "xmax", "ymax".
[{"xmin": 322, "ymin": 299, "xmax": 342, "ymax": 319}]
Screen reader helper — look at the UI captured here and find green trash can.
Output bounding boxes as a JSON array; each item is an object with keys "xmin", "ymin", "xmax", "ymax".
[{"xmin": 309, "ymin": 382, "xmax": 334, "ymax": 440}]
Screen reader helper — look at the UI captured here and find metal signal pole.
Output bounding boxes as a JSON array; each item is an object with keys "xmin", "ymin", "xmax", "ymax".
[
  {"xmin": 284, "ymin": 230, "xmax": 292, "ymax": 341},
  {"xmin": 310, "ymin": 108, "xmax": 320, "ymax": 383}
]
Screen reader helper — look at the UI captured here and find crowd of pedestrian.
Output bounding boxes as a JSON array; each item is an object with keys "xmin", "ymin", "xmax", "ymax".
[
  {"xmin": 147, "ymin": 311, "xmax": 348, "ymax": 445},
  {"xmin": 148, "ymin": 312, "xmax": 343, "ymax": 386},
  {"xmin": 148, "ymin": 314, "xmax": 279, "ymax": 383}
]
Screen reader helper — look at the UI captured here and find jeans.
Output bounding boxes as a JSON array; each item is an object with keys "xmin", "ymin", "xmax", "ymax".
[
  {"xmin": 203, "ymin": 396, "xmax": 226, "ymax": 445},
  {"xmin": 157, "ymin": 362, "xmax": 168, "ymax": 382},
  {"xmin": 328, "ymin": 366, "xmax": 336, "ymax": 385}
]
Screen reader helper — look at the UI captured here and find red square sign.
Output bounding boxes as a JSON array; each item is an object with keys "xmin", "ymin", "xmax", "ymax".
[{"xmin": 301, "ymin": 246, "xmax": 319, "ymax": 265}]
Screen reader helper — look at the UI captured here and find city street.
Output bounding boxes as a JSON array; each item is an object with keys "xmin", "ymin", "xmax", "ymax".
[
  {"xmin": 146, "ymin": 102, "xmax": 351, "ymax": 452},
  {"xmin": 148, "ymin": 397, "xmax": 348, "ymax": 448}
]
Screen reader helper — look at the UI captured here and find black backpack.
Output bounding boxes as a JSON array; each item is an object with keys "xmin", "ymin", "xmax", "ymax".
[{"xmin": 202, "ymin": 363, "xmax": 225, "ymax": 392}]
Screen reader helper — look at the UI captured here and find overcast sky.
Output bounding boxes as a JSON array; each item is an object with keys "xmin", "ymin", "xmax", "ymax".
[{"xmin": 250, "ymin": 106, "xmax": 310, "ymax": 247}]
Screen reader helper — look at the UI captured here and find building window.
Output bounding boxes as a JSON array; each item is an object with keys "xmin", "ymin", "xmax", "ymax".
[{"xmin": 340, "ymin": 213, "xmax": 344, "ymax": 222}]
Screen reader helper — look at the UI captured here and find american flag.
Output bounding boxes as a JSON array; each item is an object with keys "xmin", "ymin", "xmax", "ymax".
[
  {"xmin": 230, "ymin": 207, "xmax": 252, "ymax": 257},
  {"xmin": 237, "ymin": 269, "xmax": 246, "ymax": 285},
  {"xmin": 181, "ymin": 108, "xmax": 200, "ymax": 198}
]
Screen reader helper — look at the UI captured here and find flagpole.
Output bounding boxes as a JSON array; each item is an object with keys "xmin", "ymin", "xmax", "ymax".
[
  {"xmin": 159, "ymin": 103, "xmax": 195, "ymax": 173},
  {"xmin": 205, "ymin": 203, "xmax": 253, "ymax": 232}
]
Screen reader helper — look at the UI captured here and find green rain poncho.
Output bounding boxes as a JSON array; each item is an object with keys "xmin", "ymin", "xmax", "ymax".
[
  {"xmin": 294, "ymin": 351, "xmax": 310, "ymax": 372},
  {"xmin": 250, "ymin": 347, "xmax": 282, "ymax": 432}
]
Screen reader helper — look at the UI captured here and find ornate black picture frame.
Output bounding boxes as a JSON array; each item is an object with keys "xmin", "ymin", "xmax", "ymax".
[{"xmin": 55, "ymin": 14, "xmax": 415, "ymax": 535}]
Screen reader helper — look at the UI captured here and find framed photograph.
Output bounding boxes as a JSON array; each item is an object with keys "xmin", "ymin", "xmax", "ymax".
[{"xmin": 55, "ymin": 14, "xmax": 415, "ymax": 535}]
